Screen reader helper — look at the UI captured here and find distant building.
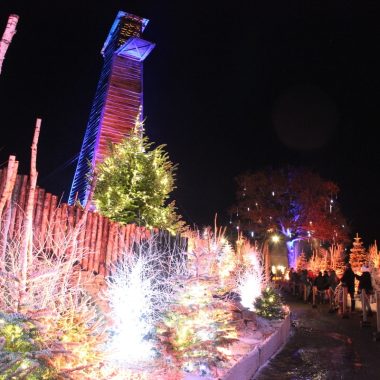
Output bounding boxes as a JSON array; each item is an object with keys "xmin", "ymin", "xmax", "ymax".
[{"xmin": 69, "ymin": 11, "xmax": 155, "ymax": 205}]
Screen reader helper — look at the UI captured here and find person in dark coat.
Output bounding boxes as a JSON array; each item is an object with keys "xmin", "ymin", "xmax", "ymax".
[
  {"xmin": 341, "ymin": 263, "xmax": 356, "ymax": 312},
  {"xmin": 355, "ymin": 266, "xmax": 374, "ymax": 317}
]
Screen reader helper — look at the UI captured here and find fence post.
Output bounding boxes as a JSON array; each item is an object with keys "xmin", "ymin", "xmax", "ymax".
[
  {"xmin": 360, "ymin": 290, "xmax": 371, "ymax": 328},
  {"xmin": 312, "ymin": 286, "xmax": 317, "ymax": 308},
  {"xmin": 342, "ymin": 286, "xmax": 349, "ymax": 318},
  {"xmin": 373, "ymin": 291, "xmax": 380, "ymax": 340}
]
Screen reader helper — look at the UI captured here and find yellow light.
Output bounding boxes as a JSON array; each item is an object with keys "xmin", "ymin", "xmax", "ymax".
[{"xmin": 271, "ymin": 235, "xmax": 280, "ymax": 243}]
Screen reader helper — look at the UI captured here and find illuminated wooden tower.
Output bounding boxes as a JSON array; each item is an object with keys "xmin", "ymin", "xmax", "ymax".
[{"xmin": 69, "ymin": 11, "xmax": 155, "ymax": 205}]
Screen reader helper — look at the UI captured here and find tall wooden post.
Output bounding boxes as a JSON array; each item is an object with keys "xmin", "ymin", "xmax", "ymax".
[
  {"xmin": 0, "ymin": 14, "xmax": 19, "ymax": 74},
  {"xmin": 342, "ymin": 286, "xmax": 349, "ymax": 318},
  {"xmin": 373, "ymin": 291, "xmax": 380, "ymax": 340},
  {"xmin": 19, "ymin": 119, "xmax": 41, "ymax": 312}
]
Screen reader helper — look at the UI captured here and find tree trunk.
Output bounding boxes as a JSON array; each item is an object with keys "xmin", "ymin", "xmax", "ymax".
[
  {"xmin": 0, "ymin": 14, "xmax": 19, "ymax": 74},
  {"xmin": 19, "ymin": 118, "xmax": 41, "ymax": 312}
]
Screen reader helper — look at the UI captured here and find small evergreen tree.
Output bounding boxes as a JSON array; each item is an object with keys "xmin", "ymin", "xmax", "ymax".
[
  {"xmin": 254, "ymin": 286, "xmax": 285, "ymax": 320},
  {"xmin": 94, "ymin": 123, "xmax": 185, "ymax": 234},
  {"xmin": 296, "ymin": 251, "xmax": 307, "ymax": 271},
  {"xmin": 349, "ymin": 233, "xmax": 368, "ymax": 272}
]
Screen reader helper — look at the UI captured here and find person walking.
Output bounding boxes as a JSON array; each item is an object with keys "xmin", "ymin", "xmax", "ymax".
[
  {"xmin": 355, "ymin": 266, "xmax": 374, "ymax": 317},
  {"xmin": 341, "ymin": 263, "xmax": 356, "ymax": 313}
]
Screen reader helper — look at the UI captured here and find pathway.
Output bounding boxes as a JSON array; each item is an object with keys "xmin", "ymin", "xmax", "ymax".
[{"xmin": 253, "ymin": 294, "xmax": 380, "ymax": 380}]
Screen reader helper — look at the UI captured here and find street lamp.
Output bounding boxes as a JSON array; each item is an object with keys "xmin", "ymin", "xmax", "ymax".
[{"xmin": 263, "ymin": 234, "xmax": 280, "ymax": 281}]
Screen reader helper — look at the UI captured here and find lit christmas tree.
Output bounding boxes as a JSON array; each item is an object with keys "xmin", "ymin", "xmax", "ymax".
[
  {"xmin": 253, "ymin": 286, "xmax": 285, "ymax": 320},
  {"xmin": 93, "ymin": 117, "xmax": 185, "ymax": 234},
  {"xmin": 349, "ymin": 233, "xmax": 368, "ymax": 272},
  {"xmin": 156, "ymin": 278, "xmax": 237, "ymax": 377},
  {"xmin": 296, "ymin": 251, "xmax": 308, "ymax": 271},
  {"xmin": 330, "ymin": 243, "xmax": 346, "ymax": 275}
]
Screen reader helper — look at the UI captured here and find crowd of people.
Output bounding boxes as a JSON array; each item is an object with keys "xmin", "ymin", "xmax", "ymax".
[{"xmin": 285, "ymin": 263, "xmax": 374, "ymax": 317}]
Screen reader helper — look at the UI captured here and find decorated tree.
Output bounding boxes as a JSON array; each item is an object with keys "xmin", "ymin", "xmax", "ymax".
[
  {"xmin": 296, "ymin": 251, "xmax": 307, "ymax": 271},
  {"xmin": 156, "ymin": 278, "xmax": 237, "ymax": 377},
  {"xmin": 254, "ymin": 287, "xmax": 285, "ymax": 320},
  {"xmin": 93, "ymin": 121, "xmax": 185, "ymax": 234},
  {"xmin": 330, "ymin": 243, "xmax": 346, "ymax": 275},
  {"xmin": 233, "ymin": 166, "xmax": 349, "ymax": 267},
  {"xmin": 349, "ymin": 233, "xmax": 368, "ymax": 272},
  {"xmin": 368, "ymin": 241, "xmax": 379, "ymax": 270}
]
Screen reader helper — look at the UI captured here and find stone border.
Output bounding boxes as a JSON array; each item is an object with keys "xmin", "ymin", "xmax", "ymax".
[{"xmin": 222, "ymin": 313, "xmax": 291, "ymax": 380}]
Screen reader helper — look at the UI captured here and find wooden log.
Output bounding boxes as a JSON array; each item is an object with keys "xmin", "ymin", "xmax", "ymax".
[
  {"xmin": 53, "ymin": 206, "xmax": 63, "ymax": 257},
  {"xmin": 88, "ymin": 212, "xmax": 99, "ymax": 273},
  {"xmin": 81, "ymin": 211, "xmax": 93, "ymax": 271},
  {"xmin": 75, "ymin": 207, "xmax": 86, "ymax": 264},
  {"xmin": 0, "ymin": 14, "xmax": 19, "ymax": 75},
  {"xmin": 106, "ymin": 222, "xmax": 116, "ymax": 273},
  {"xmin": 8, "ymin": 173, "xmax": 22, "ymax": 238},
  {"xmin": 39, "ymin": 193, "xmax": 51, "ymax": 245},
  {"xmin": 65, "ymin": 204, "xmax": 76, "ymax": 258},
  {"xmin": 99, "ymin": 218, "xmax": 109, "ymax": 276},
  {"xmin": 19, "ymin": 119, "xmax": 41, "ymax": 312},
  {"xmin": 46, "ymin": 195, "xmax": 57, "ymax": 251},
  {"xmin": 14, "ymin": 175, "xmax": 28, "ymax": 235},
  {"xmin": 92, "ymin": 214, "xmax": 103, "ymax": 274},
  {"xmin": 33, "ymin": 188, "xmax": 45, "ymax": 245},
  {"xmin": 0, "ymin": 155, "xmax": 17, "ymax": 219},
  {"xmin": 118, "ymin": 224, "xmax": 126, "ymax": 260}
]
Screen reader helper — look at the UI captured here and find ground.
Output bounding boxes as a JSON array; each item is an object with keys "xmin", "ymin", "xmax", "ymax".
[{"xmin": 253, "ymin": 293, "xmax": 380, "ymax": 380}]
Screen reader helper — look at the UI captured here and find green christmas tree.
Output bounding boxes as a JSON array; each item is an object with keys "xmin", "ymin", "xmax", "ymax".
[
  {"xmin": 0, "ymin": 312, "xmax": 56, "ymax": 379},
  {"xmin": 156, "ymin": 279, "xmax": 237, "ymax": 376},
  {"xmin": 254, "ymin": 286, "xmax": 285, "ymax": 320},
  {"xmin": 349, "ymin": 233, "xmax": 368, "ymax": 272},
  {"xmin": 93, "ymin": 120, "xmax": 185, "ymax": 234}
]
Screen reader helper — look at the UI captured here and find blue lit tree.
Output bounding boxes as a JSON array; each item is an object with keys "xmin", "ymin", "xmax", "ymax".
[{"xmin": 233, "ymin": 166, "xmax": 349, "ymax": 267}]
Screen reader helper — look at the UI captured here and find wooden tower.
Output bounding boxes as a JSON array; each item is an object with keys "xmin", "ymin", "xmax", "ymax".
[{"xmin": 69, "ymin": 11, "xmax": 155, "ymax": 205}]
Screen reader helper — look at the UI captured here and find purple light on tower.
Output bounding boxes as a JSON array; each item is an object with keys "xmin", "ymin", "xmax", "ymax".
[{"xmin": 69, "ymin": 11, "xmax": 155, "ymax": 206}]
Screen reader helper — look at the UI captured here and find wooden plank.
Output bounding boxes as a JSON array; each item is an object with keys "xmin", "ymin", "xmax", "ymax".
[
  {"xmin": 93, "ymin": 214, "xmax": 104, "ymax": 274},
  {"xmin": 81, "ymin": 211, "xmax": 92, "ymax": 271},
  {"xmin": 39, "ymin": 193, "xmax": 52, "ymax": 245},
  {"xmin": 99, "ymin": 218, "xmax": 109, "ymax": 276}
]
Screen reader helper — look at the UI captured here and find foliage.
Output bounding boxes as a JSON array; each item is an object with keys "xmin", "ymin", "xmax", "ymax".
[
  {"xmin": 236, "ymin": 240, "xmax": 265, "ymax": 310},
  {"xmin": 296, "ymin": 251, "xmax": 308, "ymax": 271},
  {"xmin": 254, "ymin": 286, "xmax": 285, "ymax": 320},
  {"xmin": 93, "ymin": 125, "xmax": 185, "ymax": 234},
  {"xmin": 102, "ymin": 233, "xmax": 187, "ymax": 374},
  {"xmin": 233, "ymin": 166, "xmax": 349, "ymax": 246},
  {"xmin": 349, "ymin": 233, "xmax": 368, "ymax": 272},
  {"xmin": 0, "ymin": 226, "xmax": 106, "ymax": 379},
  {"xmin": 0, "ymin": 311, "xmax": 56, "ymax": 379},
  {"xmin": 156, "ymin": 278, "xmax": 237, "ymax": 377}
]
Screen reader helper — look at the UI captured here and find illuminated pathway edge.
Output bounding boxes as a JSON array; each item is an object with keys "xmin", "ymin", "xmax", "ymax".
[{"xmin": 222, "ymin": 313, "xmax": 291, "ymax": 380}]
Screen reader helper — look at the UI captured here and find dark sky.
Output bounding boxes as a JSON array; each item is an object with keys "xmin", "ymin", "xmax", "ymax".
[{"xmin": 0, "ymin": 1, "xmax": 378, "ymax": 245}]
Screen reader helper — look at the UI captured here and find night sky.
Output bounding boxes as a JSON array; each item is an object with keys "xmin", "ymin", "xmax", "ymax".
[{"xmin": 0, "ymin": 1, "xmax": 378, "ymax": 245}]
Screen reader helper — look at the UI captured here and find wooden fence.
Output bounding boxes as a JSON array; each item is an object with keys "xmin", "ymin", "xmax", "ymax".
[{"xmin": 0, "ymin": 164, "xmax": 174, "ymax": 277}]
